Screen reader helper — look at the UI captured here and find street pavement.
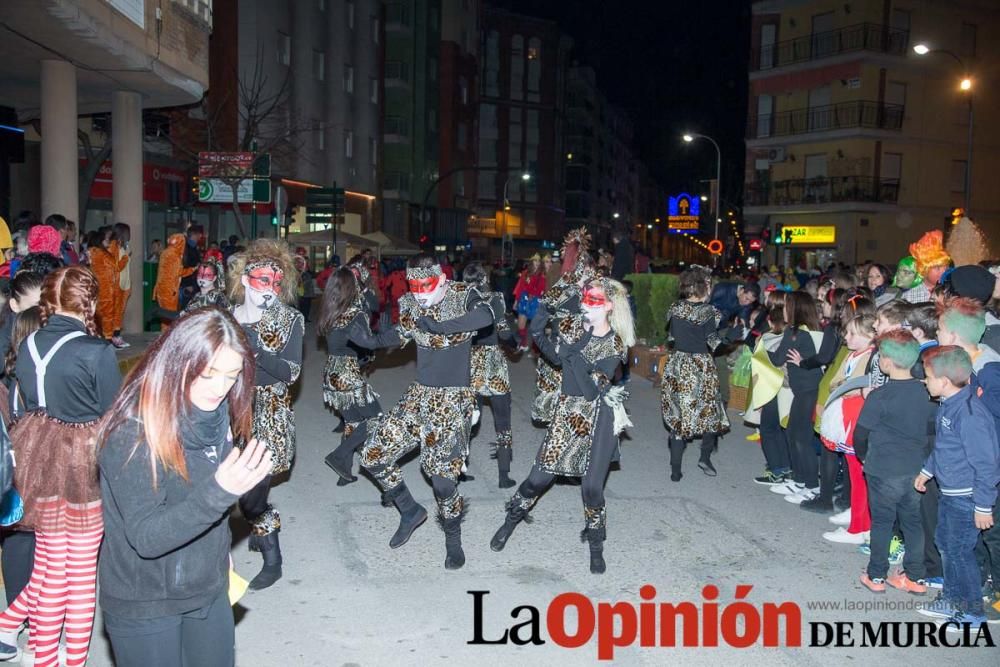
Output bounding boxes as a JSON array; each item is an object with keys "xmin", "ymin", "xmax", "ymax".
[{"xmin": 18, "ymin": 324, "xmax": 1000, "ymax": 664}]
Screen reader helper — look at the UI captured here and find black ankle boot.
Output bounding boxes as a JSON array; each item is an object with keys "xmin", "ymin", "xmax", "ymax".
[
  {"xmin": 698, "ymin": 436, "xmax": 718, "ymax": 476},
  {"xmin": 248, "ymin": 532, "xmax": 283, "ymax": 590},
  {"xmin": 670, "ymin": 466, "xmax": 683, "ymax": 482},
  {"xmin": 582, "ymin": 527, "xmax": 606, "ymax": 574},
  {"xmin": 669, "ymin": 438, "xmax": 685, "ymax": 481},
  {"xmin": 442, "ymin": 515, "xmax": 466, "ymax": 570},
  {"xmin": 490, "ymin": 495, "xmax": 532, "ymax": 552},
  {"xmin": 386, "ymin": 483, "xmax": 428, "ymax": 549},
  {"xmin": 325, "ymin": 447, "xmax": 357, "ymax": 483},
  {"xmin": 495, "ymin": 445, "xmax": 515, "ymax": 489}
]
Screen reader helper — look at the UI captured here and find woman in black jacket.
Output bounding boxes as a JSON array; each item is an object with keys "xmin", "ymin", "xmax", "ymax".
[{"xmin": 97, "ymin": 308, "xmax": 271, "ymax": 667}]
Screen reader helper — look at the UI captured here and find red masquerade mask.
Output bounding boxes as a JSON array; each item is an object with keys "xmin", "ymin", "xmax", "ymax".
[
  {"xmin": 247, "ymin": 267, "xmax": 284, "ymax": 294},
  {"xmin": 581, "ymin": 288, "xmax": 608, "ymax": 307},
  {"xmin": 197, "ymin": 267, "xmax": 217, "ymax": 282},
  {"xmin": 408, "ymin": 276, "xmax": 441, "ymax": 294}
]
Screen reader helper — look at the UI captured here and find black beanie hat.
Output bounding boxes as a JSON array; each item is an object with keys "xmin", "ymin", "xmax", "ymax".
[{"xmin": 950, "ymin": 265, "xmax": 996, "ymax": 305}]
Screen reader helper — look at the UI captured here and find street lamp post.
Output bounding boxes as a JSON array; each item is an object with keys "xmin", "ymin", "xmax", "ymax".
[
  {"xmin": 500, "ymin": 172, "xmax": 531, "ymax": 266},
  {"xmin": 419, "ymin": 166, "xmax": 530, "ymax": 249},
  {"xmin": 913, "ymin": 44, "xmax": 974, "ymax": 214},
  {"xmin": 683, "ymin": 132, "xmax": 722, "ymax": 264}
]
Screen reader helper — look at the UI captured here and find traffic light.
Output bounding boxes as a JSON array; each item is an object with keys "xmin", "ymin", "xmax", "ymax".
[
  {"xmin": 774, "ymin": 224, "xmax": 784, "ymax": 244},
  {"xmin": 761, "ymin": 227, "xmax": 771, "ymax": 244},
  {"xmin": 950, "ymin": 207, "xmax": 964, "ymax": 225},
  {"xmin": 271, "ymin": 210, "xmax": 278, "ymax": 226},
  {"xmin": 784, "ymin": 228, "xmax": 793, "ymax": 244}
]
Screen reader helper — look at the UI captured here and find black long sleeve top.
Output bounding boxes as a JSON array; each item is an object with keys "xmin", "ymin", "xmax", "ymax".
[
  {"xmin": 239, "ymin": 303, "xmax": 305, "ymax": 387},
  {"xmin": 397, "ymin": 282, "xmax": 495, "ymax": 387},
  {"xmin": 472, "ymin": 292, "xmax": 513, "ymax": 347},
  {"xmin": 799, "ymin": 322, "xmax": 841, "ymax": 370},
  {"xmin": 14, "ymin": 314, "xmax": 121, "ymax": 422},
  {"xmin": 768, "ymin": 327, "xmax": 823, "ymax": 394},
  {"xmin": 535, "ymin": 315, "xmax": 625, "ymax": 399},
  {"xmin": 666, "ymin": 300, "xmax": 725, "ymax": 354},
  {"xmin": 325, "ymin": 310, "xmax": 401, "ymax": 357},
  {"xmin": 98, "ymin": 402, "xmax": 239, "ymax": 618}
]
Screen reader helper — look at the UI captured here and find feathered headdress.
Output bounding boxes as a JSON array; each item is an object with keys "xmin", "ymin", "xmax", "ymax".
[
  {"xmin": 945, "ymin": 216, "xmax": 989, "ymax": 267},
  {"xmin": 909, "ymin": 230, "xmax": 952, "ymax": 276},
  {"xmin": 560, "ymin": 227, "xmax": 591, "ymax": 276}
]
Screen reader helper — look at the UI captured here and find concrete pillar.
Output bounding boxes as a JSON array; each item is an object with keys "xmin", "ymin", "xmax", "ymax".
[
  {"xmin": 40, "ymin": 60, "xmax": 78, "ymax": 222},
  {"xmin": 112, "ymin": 90, "xmax": 144, "ymax": 334}
]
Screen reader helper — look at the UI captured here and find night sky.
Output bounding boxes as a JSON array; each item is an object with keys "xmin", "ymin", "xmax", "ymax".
[{"xmin": 502, "ymin": 0, "xmax": 752, "ymax": 210}]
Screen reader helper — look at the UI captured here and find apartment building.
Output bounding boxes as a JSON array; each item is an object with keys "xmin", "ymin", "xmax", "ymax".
[{"xmin": 745, "ymin": 0, "xmax": 1000, "ymax": 267}]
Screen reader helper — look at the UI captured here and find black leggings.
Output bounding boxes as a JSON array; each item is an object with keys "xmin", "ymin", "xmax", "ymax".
[
  {"xmin": 0, "ymin": 530, "xmax": 34, "ymax": 606},
  {"xmin": 518, "ymin": 404, "xmax": 617, "ymax": 511},
  {"xmin": 239, "ymin": 474, "xmax": 273, "ymax": 524},
  {"xmin": 668, "ymin": 434, "xmax": 718, "ymax": 469},
  {"xmin": 104, "ymin": 591, "xmax": 234, "ymax": 667},
  {"xmin": 759, "ymin": 399, "xmax": 790, "ymax": 473},
  {"xmin": 486, "ymin": 393, "xmax": 512, "ymax": 434},
  {"xmin": 330, "ymin": 402, "xmax": 382, "ymax": 460},
  {"xmin": 786, "ymin": 390, "xmax": 819, "ymax": 488}
]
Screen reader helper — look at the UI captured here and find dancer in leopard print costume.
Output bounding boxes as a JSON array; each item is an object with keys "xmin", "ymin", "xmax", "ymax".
[
  {"xmin": 533, "ymin": 228, "xmax": 595, "ymax": 424},
  {"xmin": 491, "ymin": 277, "xmax": 635, "ymax": 575},
  {"xmin": 360, "ymin": 254, "xmax": 496, "ymax": 570},
  {"xmin": 462, "ymin": 262, "xmax": 518, "ymax": 488},
  {"xmin": 320, "ymin": 267, "xmax": 401, "ymax": 486},
  {"xmin": 229, "ymin": 239, "xmax": 304, "ymax": 590}
]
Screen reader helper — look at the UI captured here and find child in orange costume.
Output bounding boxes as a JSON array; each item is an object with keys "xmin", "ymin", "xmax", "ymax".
[
  {"xmin": 110, "ymin": 223, "xmax": 132, "ymax": 347},
  {"xmin": 152, "ymin": 233, "xmax": 195, "ymax": 313},
  {"xmin": 86, "ymin": 227, "xmax": 129, "ymax": 343}
]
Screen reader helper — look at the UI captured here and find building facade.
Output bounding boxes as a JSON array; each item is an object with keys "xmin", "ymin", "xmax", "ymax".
[
  {"xmin": 470, "ymin": 7, "xmax": 572, "ymax": 257},
  {"xmin": 1, "ymin": 0, "xmax": 212, "ymax": 332},
  {"xmin": 745, "ymin": 0, "xmax": 1000, "ymax": 267},
  {"xmin": 381, "ymin": 0, "xmax": 441, "ymax": 240}
]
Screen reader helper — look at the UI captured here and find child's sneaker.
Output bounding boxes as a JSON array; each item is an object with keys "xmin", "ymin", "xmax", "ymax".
[
  {"xmin": 828, "ymin": 508, "xmax": 851, "ymax": 526},
  {"xmin": 924, "ymin": 576, "xmax": 944, "ymax": 589},
  {"xmin": 746, "ymin": 431, "xmax": 761, "ymax": 442},
  {"xmin": 769, "ymin": 481, "xmax": 801, "ymax": 495},
  {"xmin": 753, "ymin": 470, "xmax": 787, "ymax": 485},
  {"xmin": 860, "ymin": 574, "xmax": 886, "ymax": 593},
  {"xmin": 917, "ymin": 594, "xmax": 958, "ymax": 619},
  {"xmin": 887, "ymin": 536, "xmax": 905, "ymax": 565},
  {"xmin": 941, "ymin": 611, "xmax": 987, "ymax": 633},
  {"xmin": 887, "ymin": 572, "xmax": 927, "ymax": 595},
  {"xmin": 824, "ymin": 527, "xmax": 867, "ymax": 544}
]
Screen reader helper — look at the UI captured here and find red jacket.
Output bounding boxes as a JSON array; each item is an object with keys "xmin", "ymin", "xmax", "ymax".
[{"xmin": 513, "ymin": 272, "xmax": 546, "ymax": 300}]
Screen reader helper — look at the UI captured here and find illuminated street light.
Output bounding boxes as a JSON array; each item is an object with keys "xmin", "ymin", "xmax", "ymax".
[
  {"xmin": 700, "ymin": 195, "xmax": 708, "ymax": 202},
  {"xmin": 960, "ymin": 78, "xmax": 973, "ymax": 91},
  {"xmin": 521, "ymin": 172, "xmax": 531, "ymax": 181},
  {"xmin": 566, "ymin": 152, "xmax": 573, "ymax": 160},
  {"xmin": 682, "ymin": 134, "xmax": 694, "ymax": 143},
  {"xmin": 913, "ymin": 43, "xmax": 930, "ymax": 55},
  {"xmin": 612, "ymin": 212, "xmax": 620, "ymax": 219}
]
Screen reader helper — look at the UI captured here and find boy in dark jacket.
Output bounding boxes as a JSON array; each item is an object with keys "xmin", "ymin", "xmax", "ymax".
[{"xmin": 915, "ymin": 346, "xmax": 1000, "ymax": 630}]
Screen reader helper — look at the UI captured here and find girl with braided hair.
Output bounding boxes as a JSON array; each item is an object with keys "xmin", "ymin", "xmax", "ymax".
[
  {"xmin": 491, "ymin": 277, "xmax": 633, "ymax": 575},
  {"xmin": 228, "ymin": 239, "xmax": 304, "ymax": 590},
  {"xmin": 0, "ymin": 266, "xmax": 122, "ymax": 666}
]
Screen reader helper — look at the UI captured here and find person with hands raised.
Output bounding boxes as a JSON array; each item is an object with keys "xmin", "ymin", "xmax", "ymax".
[{"xmin": 96, "ymin": 307, "xmax": 262, "ymax": 667}]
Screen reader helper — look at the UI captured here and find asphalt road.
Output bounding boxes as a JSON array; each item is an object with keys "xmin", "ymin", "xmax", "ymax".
[{"xmin": 17, "ymin": 327, "xmax": 1000, "ymax": 665}]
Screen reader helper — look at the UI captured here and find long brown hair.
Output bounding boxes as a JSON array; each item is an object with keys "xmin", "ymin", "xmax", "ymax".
[
  {"xmin": 318, "ymin": 268, "xmax": 360, "ymax": 335},
  {"xmin": 98, "ymin": 308, "xmax": 255, "ymax": 487},
  {"xmin": 39, "ymin": 266, "xmax": 99, "ymax": 336},
  {"xmin": 784, "ymin": 290, "xmax": 821, "ymax": 332},
  {"xmin": 4, "ymin": 306, "xmax": 41, "ymax": 378}
]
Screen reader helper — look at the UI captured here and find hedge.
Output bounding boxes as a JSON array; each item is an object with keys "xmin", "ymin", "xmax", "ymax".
[{"xmin": 623, "ymin": 273, "xmax": 678, "ymax": 346}]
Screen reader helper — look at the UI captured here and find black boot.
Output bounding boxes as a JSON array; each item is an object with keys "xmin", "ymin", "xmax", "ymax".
[
  {"xmin": 698, "ymin": 435, "xmax": 718, "ymax": 477},
  {"xmin": 387, "ymin": 483, "xmax": 428, "ymax": 549},
  {"xmin": 248, "ymin": 532, "xmax": 283, "ymax": 590},
  {"xmin": 583, "ymin": 527, "xmax": 606, "ymax": 574},
  {"xmin": 669, "ymin": 438, "xmax": 685, "ymax": 482},
  {"xmin": 494, "ymin": 444, "xmax": 515, "ymax": 489},
  {"xmin": 490, "ymin": 494, "xmax": 532, "ymax": 551},
  {"xmin": 442, "ymin": 515, "xmax": 466, "ymax": 570},
  {"xmin": 333, "ymin": 415, "xmax": 345, "ymax": 433},
  {"xmin": 325, "ymin": 445, "xmax": 357, "ymax": 484}
]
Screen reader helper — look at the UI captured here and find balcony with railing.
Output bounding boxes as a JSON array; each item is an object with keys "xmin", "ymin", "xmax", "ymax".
[
  {"xmin": 752, "ymin": 23, "xmax": 909, "ymax": 71},
  {"xmin": 748, "ymin": 101, "xmax": 903, "ymax": 139},
  {"xmin": 746, "ymin": 176, "xmax": 900, "ymax": 207}
]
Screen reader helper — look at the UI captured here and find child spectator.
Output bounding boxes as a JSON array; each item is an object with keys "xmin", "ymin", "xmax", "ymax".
[
  {"xmin": 870, "ymin": 300, "xmax": 911, "ymax": 388},
  {"xmin": 855, "ymin": 330, "xmax": 935, "ymax": 594},
  {"xmin": 916, "ymin": 346, "xmax": 1000, "ymax": 630}
]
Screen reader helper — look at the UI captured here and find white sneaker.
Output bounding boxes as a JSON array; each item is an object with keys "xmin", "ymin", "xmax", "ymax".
[
  {"xmin": 828, "ymin": 508, "xmax": 851, "ymax": 526},
  {"xmin": 823, "ymin": 527, "xmax": 868, "ymax": 544},
  {"xmin": 769, "ymin": 481, "xmax": 801, "ymax": 495},
  {"xmin": 785, "ymin": 487, "xmax": 819, "ymax": 504}
]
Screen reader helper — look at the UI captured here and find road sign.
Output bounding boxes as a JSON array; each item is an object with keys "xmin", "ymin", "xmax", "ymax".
[
  {"xmin": 748, "ymin": 238, "xmax": 763, "ymax": 251},
  {"xmin": 198, "ymin": 152, "xmax": 253, "ymax": 178},
  {"xmin": 707, "ymin": 239, "xmax": 724, "ymax": 255},
  {"xmin": 197, "ymin": 177, "xmax": 271, "ymax": 204}
]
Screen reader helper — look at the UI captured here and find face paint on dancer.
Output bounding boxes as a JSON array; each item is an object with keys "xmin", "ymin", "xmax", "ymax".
[
  {"xmin": 197, "ymin": 266, "xmax": 217, "ymax": 293},
  {"xmin": 408, "ymin": 274, "xmax": 447, "ymax": 308},
  {"xmin": 243, "ymin": 264, "xmax": 284, "ymax": 309},
  {"xmin": 581, "ymin": 285, "xmax": 612, "ymax": 326}
]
